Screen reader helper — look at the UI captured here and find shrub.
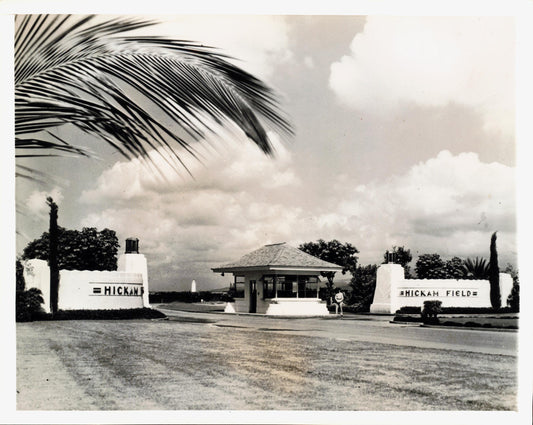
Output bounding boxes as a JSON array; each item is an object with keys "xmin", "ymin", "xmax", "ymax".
[
  {"xmin": 16, "ymin": 288, "xmax": 45, "ymax": 322},
  {"xmin": 396, "ymin": 306, "xmax": 421, "ymax": 314},
  {"xmin": 439, "ymin": 306, "xmax": 512, "ymax": 314},
  {"xmin": 392, "ymin": 315, "xmax": 422, "ymax": 323},
  {"xmin": 421, "ymin": 300, "xmax": 442, "ymax": 324}
]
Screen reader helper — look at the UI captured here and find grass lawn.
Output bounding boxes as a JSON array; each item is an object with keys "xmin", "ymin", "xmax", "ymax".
[{"xmin": 17, "ymin": 318, "xmax": 516, "ymax": 411}]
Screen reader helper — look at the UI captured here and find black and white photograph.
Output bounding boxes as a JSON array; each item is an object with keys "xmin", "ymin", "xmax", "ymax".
[{"xmin": 2, "ymin": 1, "xmax": 532, "ymax": 424}]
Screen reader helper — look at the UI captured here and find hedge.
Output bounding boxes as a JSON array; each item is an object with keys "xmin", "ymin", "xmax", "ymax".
[
  {"xmin": 31, "ymin": 308, "xmax": 166, "ymax": 321},
  {"xmin": 395, "ymin": 306, "xmax": 513, "ymax": 315},
  {"xmin": 149, "ymin": 291, "xmax": 233, "ymax": 304}
]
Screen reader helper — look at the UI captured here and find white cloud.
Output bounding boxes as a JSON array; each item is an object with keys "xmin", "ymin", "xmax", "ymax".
[
  {"xmin": 25, "ymin": 187, "xmax": 64, "ymax": 220},
  {"xmin": 80, "ymin": 147, "xmax": 516, "ymax": 290},
  {"xmin": 329, "ymin": 16, "xmax": 515, "ymax": 135},
  {"xmin": 327, "ymin": 150, "xmax": 516, "ymax": 265},
  {"xmin": 146, "ymin": 15, "xmax": 292, "ymax": 80},
  {"xmin": 79, "ymin": 132, "xmax": 303, "ymax": 288},
  {"xmin": 82, "ymin": 131, "xmax": 299, "ymax": 203}
]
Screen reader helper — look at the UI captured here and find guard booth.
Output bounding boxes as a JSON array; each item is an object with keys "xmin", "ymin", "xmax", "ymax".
[{"xmin": 212, "ymin": 243, "xmax": 342, "ymax": 316}]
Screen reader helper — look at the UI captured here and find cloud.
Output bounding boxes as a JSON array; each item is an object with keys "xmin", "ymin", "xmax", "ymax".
[
  {"xmin": 25, "ymin": 187, "xmax": 64, "ymax": 220},
  {"xmin": 82, "ymin": 131, "xmax": 298, "ymax": 203},
  {"xmin": 330, "ymin": 150, "xmax": 516, "ymax": 264},
  {"xmin": 147, "ymin": 15, "xmax": 292, "ymax": 80},
  {"xmin": 80, "ymin": 145, "xmax": 515, "ymax": 290},
  {"xmin": 79, "ymin": 132, "xmax": 303, "ymax": 289},
  {"xmin": 329, "ymin": 16, "xmax": 514, "ymax": 135}
]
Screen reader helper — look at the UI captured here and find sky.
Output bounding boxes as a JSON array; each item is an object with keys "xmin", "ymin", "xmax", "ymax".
[{"xmin": 15, "ymin": 14, "xmax": 518, "ymax": 292}]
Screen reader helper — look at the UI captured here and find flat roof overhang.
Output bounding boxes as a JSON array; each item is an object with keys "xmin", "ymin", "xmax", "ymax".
[{"xmin": 211, "ymin": 265, "xmax": 343, "ymax": 274}]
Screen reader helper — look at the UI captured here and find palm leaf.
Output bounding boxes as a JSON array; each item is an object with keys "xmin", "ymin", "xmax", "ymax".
[
  {"xmin": 15, "ymin": 14, "xmax": 293, "ymax": 174},
  {"xmin": 463, "ymin": 257, "xmax": 490, "ymax": 279}
]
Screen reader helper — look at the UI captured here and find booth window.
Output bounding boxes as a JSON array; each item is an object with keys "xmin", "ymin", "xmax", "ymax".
[
  {"xmin": 263, "ymin": 277, "xmax": 275, "ymax": 299},
  {"xmin": 230, "ymin": 275, "xmax": 245, "ymax": 298},
  {"xmin": 298, "ymin": 276, "xmax": 319, "ymax": 298}
]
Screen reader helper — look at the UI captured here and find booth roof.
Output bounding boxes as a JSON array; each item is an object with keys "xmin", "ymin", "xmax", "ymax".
[{"xmin": 211, "ymin": 243, "xmax": 343, "ymax": 273}]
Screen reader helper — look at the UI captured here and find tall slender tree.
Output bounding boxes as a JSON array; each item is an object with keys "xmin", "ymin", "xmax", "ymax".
[
  {"xmin": 47, "ymin": 197, "xmax": 59, "ymax": 314},
  {"xmin": 15, "ymin": 15, "xmax": 292, "ymax": 178},
  {"xmin": 489, "ymin": 231, "xmax": 501, "ymax": 309}
]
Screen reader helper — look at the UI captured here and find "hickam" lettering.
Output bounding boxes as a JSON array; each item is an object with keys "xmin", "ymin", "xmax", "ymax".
[{"xmin": 101, "ymin": 285, "xmax": 142, "ymax": 296}]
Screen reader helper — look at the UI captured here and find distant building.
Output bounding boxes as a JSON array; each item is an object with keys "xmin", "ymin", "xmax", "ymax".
[
  {"xmin": 212, "ymin": 243, "xmax": 342, "ymax": 316},
  {"xmin": 191, "ymin": 280, "xmax": 197, "ymax": 293}
]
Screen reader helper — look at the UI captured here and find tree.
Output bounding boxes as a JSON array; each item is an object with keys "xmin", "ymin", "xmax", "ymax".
[
  {"xmin": 298, "ymin": 239, "xmax": 359, "ymax": 300},
  {"xmin": 383, "ymin": 246, "xmax": 412, "ymax": 278},
  {"xmin": 415, "ymin": 254, "xmax": 446, "ymax": 279},
  {"xmin": 504, "ymin": 264, "xmax": 519, "ymax": 312},
  {"xmin": 349, "ymin": 264, "xmax": 378, "ymax": 312},
  {"xmin": 23, "ymin": 226, "xmax": 120, "ymax": 271},
  {"xmin": 463, "ymin": 257, "xmax": 490, "ymax": 279},
  {"xmin": 415, "ymin": 254, "xmax": 466, "ymax": 279},
  {"xmin": 489, "ymin": 232, "xmax": 501, "ymax": 309},
  {"xmin": 47, "ymin": 197, "xmax": 59, "ymax": 314},
  {"xmin": 16, "ymin": 259, "xmax": 26, "ymax": 292},
  {"xmin": 15, "ymin": 15, "xmax": 292, "ymax": 178},
  {"xmin": 443, "ymin": 257, "xmax": 466, "ymax": 279}
]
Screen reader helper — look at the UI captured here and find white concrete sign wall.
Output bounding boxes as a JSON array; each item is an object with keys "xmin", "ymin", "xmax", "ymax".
[
  {"xmin": 370, "ymin": 264, "xmax": 514, "ymax": 314},
  {"xmin": 59, "ymin": 270, "xmax": 144, "ymax": 310},
  {"xmin": 23, "ymin": 253, "xmax": 150, "ymax": 313}
]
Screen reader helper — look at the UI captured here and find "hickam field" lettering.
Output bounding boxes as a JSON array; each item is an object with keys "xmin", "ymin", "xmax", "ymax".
[{"xmin": 399, "ymin": 289, "xmax": 478, "ymax": 297}]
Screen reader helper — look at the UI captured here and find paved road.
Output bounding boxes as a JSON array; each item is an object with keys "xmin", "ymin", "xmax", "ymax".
[{"xmin": 156, "ymin": 307, "xmax": 518, "ymax": 356}]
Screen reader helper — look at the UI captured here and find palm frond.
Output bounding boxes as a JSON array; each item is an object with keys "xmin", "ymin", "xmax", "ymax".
[
  {"xmin": 15, "ymin": 14, "xmax": 293, "ymax": 172},
  {"xmin": 463, "ymin": 257, "xmax": 490, "ymax": 279}
]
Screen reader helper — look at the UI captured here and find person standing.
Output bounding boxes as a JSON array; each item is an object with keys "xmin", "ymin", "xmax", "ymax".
[{"xmin": 334, "ymin": 289, "xmax": 345, "ymax": 317}]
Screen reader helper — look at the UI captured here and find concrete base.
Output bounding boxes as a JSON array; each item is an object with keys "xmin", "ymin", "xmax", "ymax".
[
  {"xmin": 265, "ymin": 299, "xmax": 329, "ymax": 316},
  {"xmin": 224, "ymin": 298, "xmax": 328, "ymax": 316},
  {"xmin": 369, "ymin": 303, "xmax": 394, "ymax": 314},
  {"xmin": 224, "ymin": 303, "xmax": 236, "ymax": 313}
]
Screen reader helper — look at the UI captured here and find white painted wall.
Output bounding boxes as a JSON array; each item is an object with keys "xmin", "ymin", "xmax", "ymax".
[
  {"xmin": 23, "ymin": 253, "xmax": 150, "ymax": 311},
  {"xmin": 370, "ymin": 264, "xmax": 514, "ymax": 313},
  {"xmin": 58, "ymin": 270, "xmax": 144, "ymax": 310},
  {"xmin": 23, "ymin": 259, "xmax": 51, "ymax": 313},
  {"xmin": 117, "ymin": 253, "xmax": 150, "ymax": 307}
]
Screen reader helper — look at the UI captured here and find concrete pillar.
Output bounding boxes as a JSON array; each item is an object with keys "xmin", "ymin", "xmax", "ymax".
[
  {"xmin": 369, "ymin": 263, "xmax": 405, "ymax": 314},
  {"xmin": 117, "ymin": 253, "xmax": 150, "ymax": 308},
  {"xmin": 22, "ymin": 259, "xmax": 51, "ymax": 313}
]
